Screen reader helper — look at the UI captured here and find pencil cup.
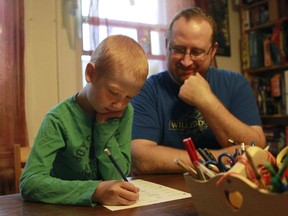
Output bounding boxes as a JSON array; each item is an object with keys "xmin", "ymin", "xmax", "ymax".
[
  {"xmin": 184, "ymin": 146, "xmax": 288, "ymax": 216},
  {"xmin": 184, "ymin": 173, "xmax": 288, "ymax": 216}
]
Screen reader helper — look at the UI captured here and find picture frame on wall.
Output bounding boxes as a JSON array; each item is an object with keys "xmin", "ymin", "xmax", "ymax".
[{"xmin": 197, "ymin": 0, "xmax": 231, "ymax": 56}]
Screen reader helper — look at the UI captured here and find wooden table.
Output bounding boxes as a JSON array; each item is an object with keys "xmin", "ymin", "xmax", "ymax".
[{"xmin": 0, "ymin": 174, "xmax": 198, "ymax": 216}]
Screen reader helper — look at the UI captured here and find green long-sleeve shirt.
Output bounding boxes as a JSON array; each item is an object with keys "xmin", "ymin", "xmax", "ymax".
[{"xmin": 20, "ymin": 94, "xmax": 133, "ymax": 206}]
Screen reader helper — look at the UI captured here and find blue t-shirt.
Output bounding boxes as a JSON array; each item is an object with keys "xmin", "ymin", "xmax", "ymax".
[{"xmin": 131, "ymin": 67, "xmax": 262, "ymax": 150}]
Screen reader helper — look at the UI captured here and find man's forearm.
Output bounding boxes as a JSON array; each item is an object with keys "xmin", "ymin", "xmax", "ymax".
[
  {"xmin": 131, "ymin": 143, "xmax": 192, "ymax": 175},
  {"xmin": 198, "ymin": 96, "xmax": 266, "ymax": 148}
]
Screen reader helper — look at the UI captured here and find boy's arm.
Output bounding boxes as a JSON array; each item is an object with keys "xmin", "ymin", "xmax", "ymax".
[
  {"xmin": 20, "ymin": 115, "xmax": 100, "ymax": 206},
  {"xmin": 95, "ymin": 104, "xmax": 133, "ymax": 179}
]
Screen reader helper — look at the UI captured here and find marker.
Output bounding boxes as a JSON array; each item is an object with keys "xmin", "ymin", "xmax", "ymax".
[
  {"xmin": 104, "ymin": 148, "xmax": 128, "ymax": 182},
  {"xmin": 183, "ymin": 138, "xmax": 206, "ymax": 180},
  {"xmin": 271, "ymin": 153, "xmax": 288, "ymax": 192},
  {"xmin": 263, "ymin": 162, "xmax": 277, "ymax": 177}
]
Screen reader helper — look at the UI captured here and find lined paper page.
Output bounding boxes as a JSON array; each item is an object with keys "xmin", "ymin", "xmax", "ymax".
[{"xmin": 104, "ymin": 179, "xmax": 191, "ymax": 211}]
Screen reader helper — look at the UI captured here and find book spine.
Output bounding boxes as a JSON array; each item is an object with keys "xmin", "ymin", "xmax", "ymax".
[
  {"xmin": 284, "ymin": 70, "xmax": 288, "ymax": 115},
  {"xmin": 241, "ymin": 33, "xmax": 250, "ymax": 70}
]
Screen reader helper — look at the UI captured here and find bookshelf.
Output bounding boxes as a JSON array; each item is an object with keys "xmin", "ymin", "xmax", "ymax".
[{"xmin": 239, "ymin": 0, "xmax": 288, "ymax": 150}]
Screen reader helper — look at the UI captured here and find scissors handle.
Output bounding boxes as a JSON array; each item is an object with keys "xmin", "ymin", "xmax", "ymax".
[
  {"xmin": 205, "ymin": 153, "xmax": 235, "ymax": 172},
  {"xmin": 219, "ymin": 153, "xmax": 235, "ymax": 165}
]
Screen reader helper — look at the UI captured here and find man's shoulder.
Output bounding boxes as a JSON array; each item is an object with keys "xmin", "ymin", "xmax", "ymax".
[
  {"xmin": 209, "ymin": 67, "xmax": 245, "ymax": 81},
  {"xmin": 210, "ymin": 67, "xmax": 238, "ymax": 74},
  {"xmin": 142, "ymin": 71, "xmax": 170, "ymax": 90},
  {"xmin": 147, "ymin": 71, "xmax": 169, "ymax": 82}
]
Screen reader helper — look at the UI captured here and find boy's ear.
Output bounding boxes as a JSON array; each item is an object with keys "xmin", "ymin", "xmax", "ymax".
[{"xmin": 85, "ymin": 62, "xmax": 96, "ymax": 83}]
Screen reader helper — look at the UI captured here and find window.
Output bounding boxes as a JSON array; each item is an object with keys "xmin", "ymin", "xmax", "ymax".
[{"xmin": 81, "ymin": 0, "xmax": 196, "ymax": 85}]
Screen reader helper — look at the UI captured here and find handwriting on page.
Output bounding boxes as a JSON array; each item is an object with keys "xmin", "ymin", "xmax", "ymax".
[{"xmin": 103, "ymin": 179, "xmax": 191, "ymax": 211}]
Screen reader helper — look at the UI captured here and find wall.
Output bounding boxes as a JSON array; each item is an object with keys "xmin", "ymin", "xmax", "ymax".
[
  {"xmin": 24, "ymin": 0, "xmax": 82, "ymax": 146},
  {"xmin": 216, "ymin": 1, "xmax": 241, "ymax": 72},
  {"xmin": 24, "ymin": 0, "xmax": 240, "ymax": 146}
]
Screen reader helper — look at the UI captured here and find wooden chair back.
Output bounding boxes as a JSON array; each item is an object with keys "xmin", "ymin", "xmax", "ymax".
[{"xmin": 14, "ymin": 144, "xmax": 31, "ymax": 193}]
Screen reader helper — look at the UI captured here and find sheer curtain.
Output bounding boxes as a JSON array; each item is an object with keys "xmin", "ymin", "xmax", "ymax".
[
  {"xmin": 83, "ymin": 0, "xmax": 196, "ymax": 76},
  {"xmin": 0, "ymin": 0, "xmax": 28, "ymax": 194}
]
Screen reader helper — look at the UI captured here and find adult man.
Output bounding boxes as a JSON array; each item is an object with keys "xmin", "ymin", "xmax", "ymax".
[{"xmin": 131, "ymin": 7, "xmax": 266, "ymax": 175}]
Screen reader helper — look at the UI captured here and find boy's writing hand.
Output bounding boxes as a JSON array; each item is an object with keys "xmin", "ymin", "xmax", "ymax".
[
  {"xmin": 92, "ymin": 180, "xmax": 140, "ymax": 206},
  {"xmin": 96, "ymin": 111, "xmax": 124, "ymax": 124}
]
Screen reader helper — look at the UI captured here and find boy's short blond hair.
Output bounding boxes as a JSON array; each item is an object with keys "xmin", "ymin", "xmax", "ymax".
[{"xmin": 90, "ymin": 35, "xmax": 148, "ymax": 81}]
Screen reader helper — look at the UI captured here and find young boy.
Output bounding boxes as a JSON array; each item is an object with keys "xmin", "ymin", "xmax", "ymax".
[{"xmin": 20, "ymin": 35, "xmax": 148, "ymax": 206}]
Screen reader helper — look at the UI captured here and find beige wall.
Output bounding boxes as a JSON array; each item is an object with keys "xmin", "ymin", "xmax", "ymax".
[
  {"xmin": 25, "ymin": 0, "xmax": 82, "ymax": 145},
  {"xmin": 216, "ymin": 1, "xmax": 241, "ymax": 72},
  {"xmin": 24, "ymin": 0, "xmax": 240, "ymax": 146}
]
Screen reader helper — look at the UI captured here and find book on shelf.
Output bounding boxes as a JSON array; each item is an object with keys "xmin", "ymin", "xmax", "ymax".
[
  {"xmin": 267, "ymin": 0, "xmax": 279, "ymax": 21},
  {"xmin": 252, "ymin": 73, "xmax": 288, "ymax": 116},
  {"xmin": 270, "ymin": 42, "xmax": 284, "ymax": 65},
  {"xmin": 270, "ymin": 22, "xmax": 285, "ymax": 65},
  {"xmin": 241, "ymin": 33, "xmax": 250, "ymax": 70},
  {"xmin": 264, "ymin": 126, "xmax": 286, "ymax": 156},
  {"xmin": 271, "ymin": 74, "xmax": 281, "ymax": 97},
  {"xmin": 270, "ymin": 73, "xmax": 283, "ymax": 114},
  {"xmin": 241, "ymin": 9, "xmax": 250, "ymax": 32},
  {"xmin": 249, "ymin": 31, "xmax": 264, "ymax": 68},
  {"xmin": 286, "ymin": 126, "xmax": 288, "ymax": 147},
  {"xmin": 263, "ymin": 35, "xmax": 273, "ymax": 67},
  {"xmin": 258, "ymin": 4, "xmax": 269, "ymax": 25},
  {"xmin": 281, "ymin": 22, "xmax": 288, "ymax": 63},
  {"xmin": 243, "ymin": 0, "xmax": 278, "ymax": 29},
  {"xmin": 284, "ymin": 70, "xmax": 288, "ymax": 115},
  {"xmin": 242, "ymin": 21, "xmax": 288, "ymax": 71},
  {"xmin": 256, "ymin": 77, "xmax": 270, "ymax": 115},
  {"xmin": 279, "ymin": 0, "xmax": 288, "ymax": 18}
]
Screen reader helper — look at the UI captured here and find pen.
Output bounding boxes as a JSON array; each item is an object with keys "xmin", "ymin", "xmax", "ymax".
[
  {"xmin": 104, "ymin": 148, "xmax": 129, "ymax": 182},
  {"xmin": 233, "ymin": 148, "xmax": 240, "ymax": 158},
  {"xmin": 197, "ymin": 148, "xmax": 210, "ymax": 162},
  {"xmin": 203, "ymin": 148, "xmax": 217, "ymax": 161}
]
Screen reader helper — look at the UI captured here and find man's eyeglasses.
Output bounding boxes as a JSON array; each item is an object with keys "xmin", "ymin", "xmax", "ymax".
[{"xmin": 168, "ymin": 44, "xmax": 213, "ymax": 61}]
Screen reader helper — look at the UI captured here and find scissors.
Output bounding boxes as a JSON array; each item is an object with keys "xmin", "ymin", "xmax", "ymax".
[{"xmin": 204, "ymin": 153, "xmax": 235, "ymax": 173}]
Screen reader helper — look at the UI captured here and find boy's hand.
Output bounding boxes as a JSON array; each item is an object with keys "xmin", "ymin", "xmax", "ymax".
[
  {"xmin": 92, "ymin": 180, "xmax": 140, "ymax": 206},
  {"xmin": 96, "ymin": 111, "xmax": 124, "ymax": 124}
]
